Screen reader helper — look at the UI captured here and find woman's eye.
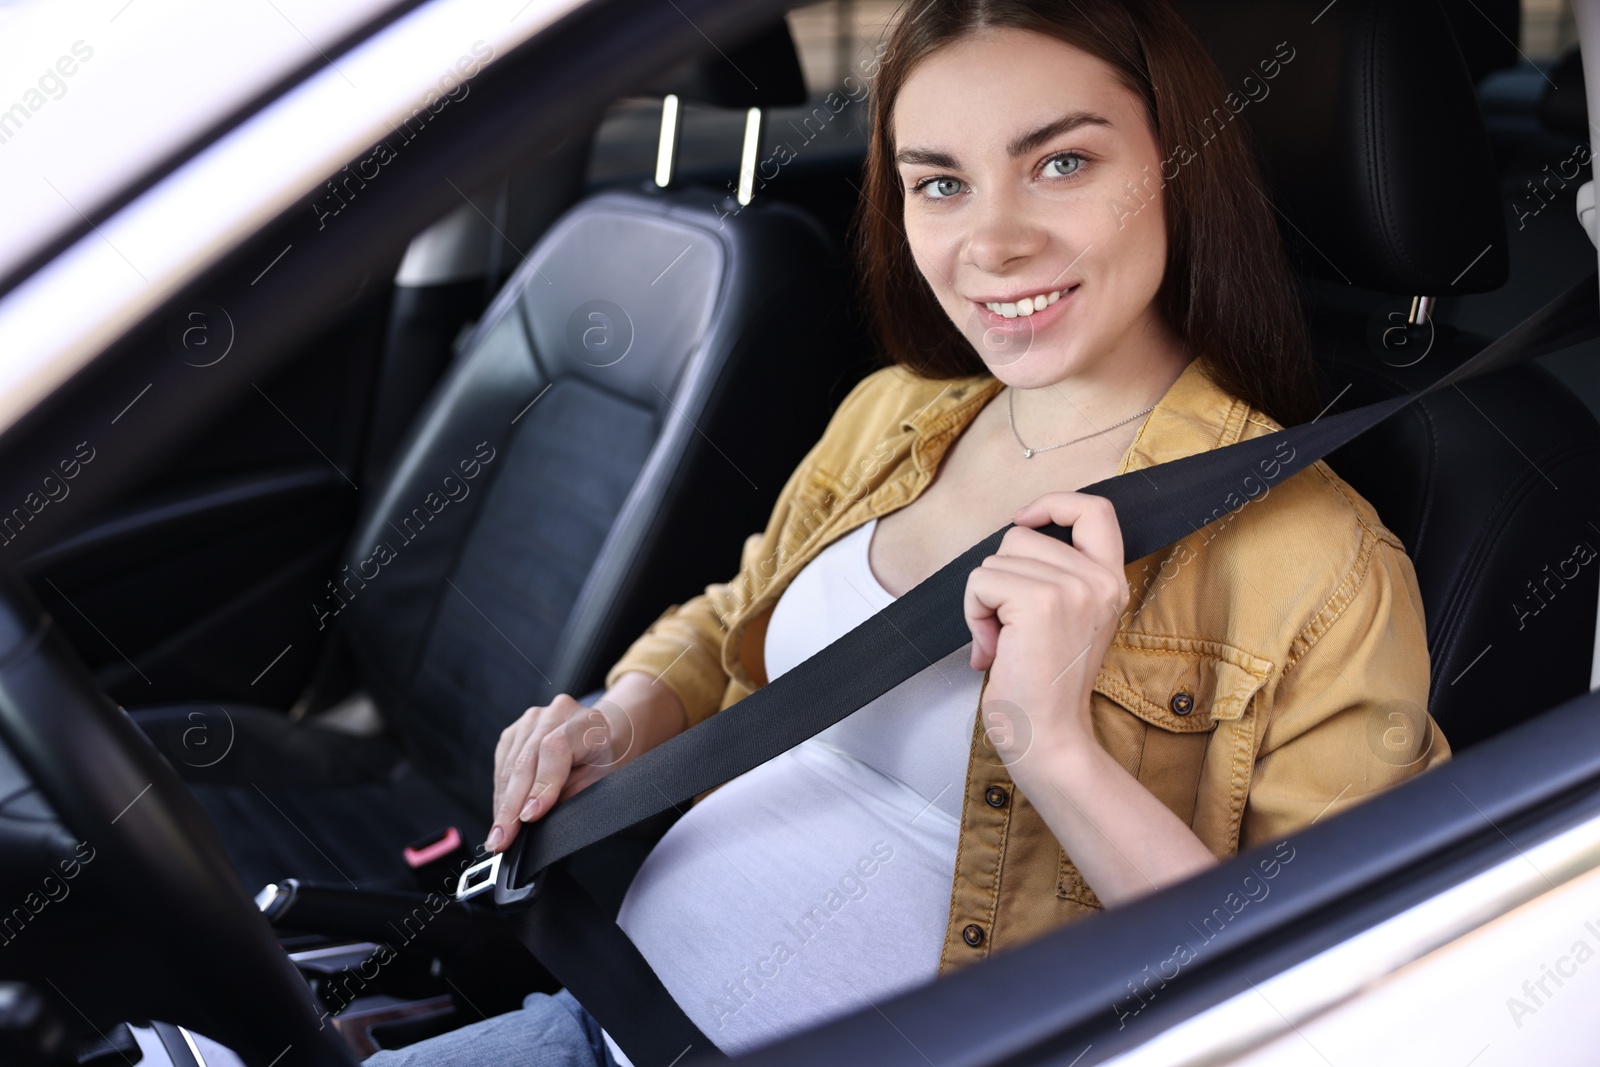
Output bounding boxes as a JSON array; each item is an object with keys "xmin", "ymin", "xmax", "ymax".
[
  {"xmin": 915, "ymin": 176, "xmax": 965, "ymax": 200},
  {"xmin": 1043, "ymin": 153, "xmax": 1085, "ymax": 178}
]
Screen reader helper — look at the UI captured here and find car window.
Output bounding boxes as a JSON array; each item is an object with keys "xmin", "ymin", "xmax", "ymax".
[
  {"xmin": 1522, "ymin": 0, "xmax": 1578, "ymax": 56},
  {"xmin": 583, "ymin": 0, "xmax": 886, "ymax": 191},
  {"xmin": 0, "ymin": 0, "xmax": 397, "ymax": 287}
]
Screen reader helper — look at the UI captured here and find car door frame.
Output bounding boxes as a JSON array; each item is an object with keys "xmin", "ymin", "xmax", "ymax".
[{"xmin": 2, "ymin": 0, "xmax": 1599, "ymax": 1063}]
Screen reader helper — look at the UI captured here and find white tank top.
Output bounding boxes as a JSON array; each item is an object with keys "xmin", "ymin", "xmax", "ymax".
[{"xmin": 607, "ymin": 516, "xmax": 984, "ymax": 1061}]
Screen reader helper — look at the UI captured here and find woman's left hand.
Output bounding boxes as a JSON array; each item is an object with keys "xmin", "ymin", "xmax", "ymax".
[{"xmin": 963, "ymin": 491, "xmax": 1129, "ymax": 768}]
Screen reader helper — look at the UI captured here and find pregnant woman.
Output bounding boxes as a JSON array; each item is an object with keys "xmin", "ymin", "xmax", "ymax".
[{"xmin": 367, "ymin": 0, "xmax": 1447, "ymax": 1063}]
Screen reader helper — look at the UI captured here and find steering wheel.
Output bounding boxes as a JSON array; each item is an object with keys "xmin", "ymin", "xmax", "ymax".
[{"xmin": 0, "ymin": 570, "xmax": 355, "ymax": 1066}]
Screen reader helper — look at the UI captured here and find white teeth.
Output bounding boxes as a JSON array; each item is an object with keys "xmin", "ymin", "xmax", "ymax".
[{"xmin": 984, "ymin": 289, "xmax": 1065, "ymax": 316}]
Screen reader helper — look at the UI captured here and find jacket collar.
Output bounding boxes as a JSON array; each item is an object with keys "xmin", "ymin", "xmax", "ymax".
[
  {"xmin": 894, "ymin": 358, "xmax": 1253, "ymax": 478},
  {"xmin": 725, "ymin": 360, "xmax": 1255, "ymax": 693}
]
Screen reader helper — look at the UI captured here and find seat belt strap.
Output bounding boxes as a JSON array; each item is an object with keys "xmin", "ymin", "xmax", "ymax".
[
  {"xmin": 512, "ymin": 864, "xmax": 725, "ymax": 1064},
  {"xmin": 476, "ymin": 273, "xmax": 1599, "ymax": 1066}
]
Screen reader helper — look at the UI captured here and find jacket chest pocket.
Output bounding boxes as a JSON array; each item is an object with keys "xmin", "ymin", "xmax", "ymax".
[{"xmin": 1058, "ymin": 637, "xmax": 1273, "ymax": 907}]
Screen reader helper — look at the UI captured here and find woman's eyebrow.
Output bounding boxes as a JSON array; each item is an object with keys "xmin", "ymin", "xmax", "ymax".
[
  {"xmin": 895, "ymin": 147, "xmax": 960, "ymax": 168},
  {"xmin": 895, "ymin": 111, "xmax": 1113, "ymax": 169},
  {"xmin": 1007, "ymin": 111, "xmax": 1112, "ymax": 157}
]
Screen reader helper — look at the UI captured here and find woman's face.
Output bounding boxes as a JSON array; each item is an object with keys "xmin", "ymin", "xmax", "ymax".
[{"xmin": 893, "ymin": 27, "xmax": 1177, "ymax": 386}]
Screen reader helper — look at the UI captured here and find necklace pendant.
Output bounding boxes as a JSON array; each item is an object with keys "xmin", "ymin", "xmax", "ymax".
[{"xmin": 1022, "ymin": 448, "xmax": 1034, "ymax": 459}]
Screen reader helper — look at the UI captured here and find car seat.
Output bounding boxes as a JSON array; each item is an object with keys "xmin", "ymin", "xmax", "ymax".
[{"xmin": 131, "ymin": 23, "xmax": 860, "ymax": 894}]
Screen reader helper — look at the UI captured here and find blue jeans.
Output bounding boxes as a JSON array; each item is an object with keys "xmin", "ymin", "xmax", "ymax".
[{"xmin": 361, "ymin": 988, "xmax": 622, "ymax": 1067}]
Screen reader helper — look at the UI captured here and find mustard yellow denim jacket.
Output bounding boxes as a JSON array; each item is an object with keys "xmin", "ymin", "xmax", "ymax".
[{"xmin": 604, "ymin": 356, "xmax": 1449, "ymax": 974}]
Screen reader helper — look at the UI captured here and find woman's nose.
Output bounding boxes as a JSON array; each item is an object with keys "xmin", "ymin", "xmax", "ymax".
[{"xmin": 963, "ymin": 188, "xmax": 1049, "ymax": 275}]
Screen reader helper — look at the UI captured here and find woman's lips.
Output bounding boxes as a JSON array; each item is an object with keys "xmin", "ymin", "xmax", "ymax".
[{"xmin": 973, "ymin": 284, "xmax": 1078, "ymax": 333}]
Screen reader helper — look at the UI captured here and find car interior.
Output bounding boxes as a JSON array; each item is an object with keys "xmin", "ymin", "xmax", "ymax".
[{"xmin": 1, "ymin": 0, "xmax": 1598, "ymax": 1063}]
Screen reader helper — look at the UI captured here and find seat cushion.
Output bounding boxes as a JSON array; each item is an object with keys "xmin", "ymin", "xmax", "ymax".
[
  {"xmin": 131, "ymin": 702, "xmax": 487, "ymax": 892},
  {"xmin": 189, "ymin": 767, "xmax": 486, "ymax": 893}
]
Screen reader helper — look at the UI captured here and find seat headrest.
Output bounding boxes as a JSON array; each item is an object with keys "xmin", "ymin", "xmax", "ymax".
[
  {"xmin": 1439, "ymin": 0, "xmax": 1521, "ymax": 83},
  {"xmin": 1174, "ymin": 0, "xmax": 1509, "ymax": 295},
  {"xmin": 639, "ymin": 19, "xmax": 809, "ymax": 109}
]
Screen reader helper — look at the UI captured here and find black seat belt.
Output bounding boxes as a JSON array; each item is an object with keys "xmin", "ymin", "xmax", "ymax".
[{"xmin": 459, "ymin": 274, "xmax": 1599, "ymax": 1066}]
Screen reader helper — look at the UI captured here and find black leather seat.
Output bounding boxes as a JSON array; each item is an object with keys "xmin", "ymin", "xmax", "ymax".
[
  {"xmin": 1177, "ymin": 0, "xmax": 1600, "ymax": 749},
  {"xmin": 132, "ymin": 147, "xmax": 856, "ymax": 889}
]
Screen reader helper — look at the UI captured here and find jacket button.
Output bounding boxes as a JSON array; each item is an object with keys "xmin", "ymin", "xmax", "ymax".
[
  {"xmin": 962, "ymin": 923, "xmax": 985, "ymax": 947},
  {"xmin": 1170, "ymin": 691, "xmax": 1195, "ymax": 716},
  {"xmin": 985, "ymin": 786, "xmax": 1009, "ymax": 808}
]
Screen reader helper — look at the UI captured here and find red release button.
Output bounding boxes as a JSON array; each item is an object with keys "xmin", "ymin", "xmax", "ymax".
[{"xmin": 403, "ymin": 826, "xmax": 462, "ymax": 868}]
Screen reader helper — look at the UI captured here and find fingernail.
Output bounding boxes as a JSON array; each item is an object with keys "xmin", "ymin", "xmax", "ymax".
[
  {"xmin": 520, "ymin": 795, "xmax": 540, "ymax": 820},
  {"xmin": 485, "ymin": 825, "xmax": 503, "ymax": 852}
]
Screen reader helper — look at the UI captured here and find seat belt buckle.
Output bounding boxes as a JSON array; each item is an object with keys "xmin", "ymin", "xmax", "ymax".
[
  {"xmin": 404, "ymin": 825, "xmax": 471, "ymax": 893},
  {"xmin": 455, "ymin": 851, "xmax": 501, "ymax": 901},
  {"xmin": 403, "ymin": 826, "xmax": 462, "ymax": 868}
]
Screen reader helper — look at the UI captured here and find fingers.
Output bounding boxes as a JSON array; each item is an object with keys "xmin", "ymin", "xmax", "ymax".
[
  {"xmin": 489, "ymin": 709, "xmax": 538, "ymax": 845},
  {"xmin": 1011, "ymin": 492, "xmax": 1125, "ymax": 575},
  {"xmin": 487, "ymin": 694, "xmax": 596, "ymax": 854},
  {"xmin": 493, "ymin": 706, "xmax": 549, "ymax": 819},
  {"xmin": 965, "ymin": 582, "xmax": 1002, "ymax": 671},
  {"xmin": 964, "ymin": 543, "xmax": 1128, "ymax": 672},
  {"xmin": 523, "ymin": 717, "xmax": 582, "ymax": 822},
  {"xmin": 981, "ymin": 548, "xmax": 1128, "ymax": 615}
]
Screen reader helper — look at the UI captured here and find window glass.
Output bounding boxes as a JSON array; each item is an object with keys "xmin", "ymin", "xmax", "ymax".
[
  {"xmin": 1523, "ymin": 0, "xmax": 1578, "ymax": 59},
  {"xmin": 583, "ymin": 1, "xmax": 902, "ymax": 191}
]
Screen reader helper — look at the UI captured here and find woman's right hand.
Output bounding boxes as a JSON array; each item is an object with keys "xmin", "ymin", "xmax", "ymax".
[{"xmin": 485, "ymin": 672, "xmax": 688, "ymax": 854}]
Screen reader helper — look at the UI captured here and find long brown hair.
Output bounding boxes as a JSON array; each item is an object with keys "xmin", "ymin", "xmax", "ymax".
[{"xmin": 854, "ymin": 0, "xmax": 1320, "ymax": 428}]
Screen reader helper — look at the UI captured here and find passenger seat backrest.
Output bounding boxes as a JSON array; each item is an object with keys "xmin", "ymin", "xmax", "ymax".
[
  {"xmin": 1176, "ymin": 0, "xmax": 1600, "ymax": 747},
  {"xmin": 336, "ymin": 186, "xmax": 852, "ymax": 806}
]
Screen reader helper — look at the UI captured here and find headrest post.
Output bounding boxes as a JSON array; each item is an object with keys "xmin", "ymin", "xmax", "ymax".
[
  {"xmin": 737, "ymin": 108, "xmax": 764, "ymax": 206},
  {"xmin": 654, "ymin": 93, "xmax": 681, "ymax": 189},
  {"xmin": 1408, "ymin": 295, "xmax": 1435, "ymax": 326}
]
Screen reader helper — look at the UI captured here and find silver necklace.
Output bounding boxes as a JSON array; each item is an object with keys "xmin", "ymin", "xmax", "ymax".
[{"xmin": 1006, "ymin": 387, "xmax": 1157, "ymax": 459}]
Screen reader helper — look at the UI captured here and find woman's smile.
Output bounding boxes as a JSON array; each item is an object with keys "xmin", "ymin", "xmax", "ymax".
[{"xmin": 972, "ymin": 282, "xmax": 1079, "ymax": 332}]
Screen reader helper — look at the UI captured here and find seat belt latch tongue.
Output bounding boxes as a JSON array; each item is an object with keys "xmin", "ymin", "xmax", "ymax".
[
  {"xmin": 456, "ymin": 849, "xmax": 543, "ymax": 907},
  {"xmin": 455, "ymin": 852, "xmax": 502, "ymax": 902}
]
